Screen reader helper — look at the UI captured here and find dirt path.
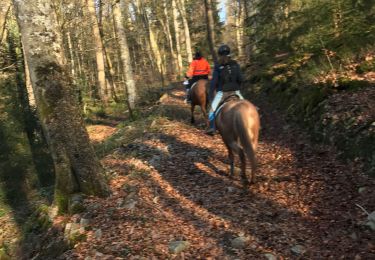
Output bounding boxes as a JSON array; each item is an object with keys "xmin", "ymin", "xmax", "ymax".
[{"xmin": 66, "ymin": 87, "xmax": 374, "ymax": 259}]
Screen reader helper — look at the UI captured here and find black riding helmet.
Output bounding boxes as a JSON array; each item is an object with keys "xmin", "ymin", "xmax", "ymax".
[
  {"xmin": 194, "ymin": 51, "xmax": 202, "ymax": 59},
  {"xmin": 218, "ymin": 44, "xmax": 230, "ymax": 56}
]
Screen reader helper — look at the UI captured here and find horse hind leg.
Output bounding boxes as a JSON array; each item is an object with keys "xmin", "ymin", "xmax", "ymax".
[
  {"xmin": 248, "ymin": 151, "xmax": 257, "ymax": 185},
  {"xmin": 238, "ymin": 148, "xmax": 250, "ymax": 187},
  {"xmin": 225, "ymin": 145, "xmax": 235, "ymax": 179},
  {"xmin": 201, "ymin": 105, "xmax": 208, "ymax": 127}
]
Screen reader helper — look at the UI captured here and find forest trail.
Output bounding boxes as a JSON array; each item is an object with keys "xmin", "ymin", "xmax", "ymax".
[{"xmin": 67, "ymin": 87, "xmax": 375, "ymax": 259}]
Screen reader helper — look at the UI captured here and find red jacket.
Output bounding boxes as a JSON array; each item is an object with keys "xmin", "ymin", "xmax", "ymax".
[{"xmin": 186, "ymin": 58, "xmax": 211, "ymax": 78}]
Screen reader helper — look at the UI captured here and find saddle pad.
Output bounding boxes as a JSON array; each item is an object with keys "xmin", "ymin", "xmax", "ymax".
[
  {"xmin": 214, "ymin": 94, "xmax": 240, "ymax": 117},
  {"xmin": 190, "ymin": 82, "xmax": 198, "ymax": 91}
]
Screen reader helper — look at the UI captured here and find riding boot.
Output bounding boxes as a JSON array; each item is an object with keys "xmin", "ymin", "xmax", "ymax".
[
  {"xmin": 185, "ymin": 88, "xmax": 191, "ymax": 104},
  {"xmin": 205, "ymin": 112, "xmax": 216, "ymax": 135}
]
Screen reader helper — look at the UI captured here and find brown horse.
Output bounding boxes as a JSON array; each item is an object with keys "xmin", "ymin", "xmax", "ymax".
[
  {"xmin": 215, "ymin": 95, "xmax": 260, "ymax": 187},
  {"xmin": 190, "ymin": 79, "xmax": 209, "ymax": 126}
]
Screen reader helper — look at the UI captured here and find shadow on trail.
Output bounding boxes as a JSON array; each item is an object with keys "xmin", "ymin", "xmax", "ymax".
[
  {"xmin": 120, "ymin": 132, "xmax": 315, "ymax": 258},
  {"xmin": 124, "ymin": 85, "xmax": 375, "ymax": 258},
  {"xmin": 157, "ymin": 103, "xmax": 208, "ymax": 127},
  {"xmin": 246, "ymin": 91, "xmax": 375, "ymax": 259}
]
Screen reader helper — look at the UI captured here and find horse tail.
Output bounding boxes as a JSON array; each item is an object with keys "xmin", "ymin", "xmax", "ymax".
[{"xmin": 235, "ymin": 108, "xmax": 258, "ymax": 174}]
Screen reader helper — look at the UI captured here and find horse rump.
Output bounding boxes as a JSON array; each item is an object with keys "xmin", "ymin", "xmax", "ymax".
[{"xmin": 216, "ymin": 100, "xmax": 260, "ymax": 186}]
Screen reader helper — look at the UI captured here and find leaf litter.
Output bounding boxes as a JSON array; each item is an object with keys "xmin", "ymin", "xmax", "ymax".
[{"xmin": 63, "ymin": 87, "xmax": 375, "ymax": 259}]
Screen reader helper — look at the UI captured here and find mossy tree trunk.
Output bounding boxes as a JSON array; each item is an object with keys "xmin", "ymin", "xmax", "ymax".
[{"xmin": 13, "ymin": 0, "xmax": 109, "ymax": 213}]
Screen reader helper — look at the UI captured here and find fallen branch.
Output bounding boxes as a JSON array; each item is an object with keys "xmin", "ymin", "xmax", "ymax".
[{"xmin": 355, "ymin": 203, "xmax": 370, "ymax": 216}]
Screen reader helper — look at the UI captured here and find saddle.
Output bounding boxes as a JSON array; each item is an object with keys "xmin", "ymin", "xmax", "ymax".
[{"xmin": 214, "ymin": 91, "xmax": 241, "ymax": 117}]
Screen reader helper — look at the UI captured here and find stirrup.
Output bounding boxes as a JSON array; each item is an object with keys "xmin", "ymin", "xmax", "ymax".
[{"xmin": 205, "ymin": 128, "xmax": 216, "ymax": 136}]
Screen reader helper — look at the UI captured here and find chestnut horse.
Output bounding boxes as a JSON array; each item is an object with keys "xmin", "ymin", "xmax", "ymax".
[
  {"xmin": 215, "ymin": 94, "xmax": 260, "ymax": 187},
  {"xmin": 190, "ymin": 79, "xmax": 209, "ymax": 126}
]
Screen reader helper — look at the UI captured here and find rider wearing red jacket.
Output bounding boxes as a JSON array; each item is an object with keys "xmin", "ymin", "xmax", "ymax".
[{"xmin": 184, "ymin": 51, "xmax": 211, "ymax": 103}]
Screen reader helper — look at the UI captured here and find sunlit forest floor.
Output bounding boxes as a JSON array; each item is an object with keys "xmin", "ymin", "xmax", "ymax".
[{"xmin": 59, "ymin": 87, "xmax": 375, "ymax": 259}]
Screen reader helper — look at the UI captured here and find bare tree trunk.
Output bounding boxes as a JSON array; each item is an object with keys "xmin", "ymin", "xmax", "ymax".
[
  {"xmin": 13, "ymin": 0, "xmax": 109, "ymax": 212},
  {"xmin": 0, "ymin": 0, "xmax": 11, "ymax": 45},
  {"xmin": 177, "ymin": 0, "xmax": 193, "ymax": 62},
  {"xmin": 204, "ymin": 0, "xmax": 217, "ymax": 63},
  {"xmin": 66, "ymin": 31, "xmax": 77, "ymax": 81},
  {"xmin": 103, "ymin": 47, "xmax": 119, "ymax": 102},
  {"xmin": 235, "ymin": 0, "xmax": 244, "ymax": 57},
  {"xmin": 149, "ymin": 25, "xmax": 165, "ymax": 82},
  {"xmin": 172, "ymin": 0, "xmax": 183, "ymax": 78},
  {"xmin": 160, "ymin": 0, "xmax": 177, "ymax": 76},
  {"xmin": 113, "ymin": 0, "xmax": 137, "ymax": 110},
  {"xmin": 85, "ymin": 0, "xmax": 108, "ymax": 105}
]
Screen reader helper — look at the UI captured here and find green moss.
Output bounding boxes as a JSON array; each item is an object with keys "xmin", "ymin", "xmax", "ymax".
[
  {"xmin": 0, "ymin": 247, "xmax": 11, "ymax": 260},
  {"xmin": 337, "ymin": 78, "xmax": 372, "ymax": 91},
  {"xmin": 22, "ymin": 204, "xmax": 52, "ymax": 233},
  {"xmin": 68, "ymin": 232, "xmax": 87, "ymax": 245},
  {"xmin": 68, "ymin": 201, "xmax": 85, "ymax": 214},
  {"xmin": 355, "ymin": 60, "xmax": 375, "ymax": 74},
  {"xmin": 54, "ymin": 191, "xmax": 69, "ymax": 214}
]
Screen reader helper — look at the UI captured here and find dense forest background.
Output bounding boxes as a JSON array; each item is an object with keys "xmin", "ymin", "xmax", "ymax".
[{"xmin": 0, "ymin": 0, "xmax": 374, "ymax": 258}]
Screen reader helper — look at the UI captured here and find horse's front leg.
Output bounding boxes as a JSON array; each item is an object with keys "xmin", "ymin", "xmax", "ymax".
[{"xmin": 191, "ymin": 105, "xmax": 195, "ymax": 124}]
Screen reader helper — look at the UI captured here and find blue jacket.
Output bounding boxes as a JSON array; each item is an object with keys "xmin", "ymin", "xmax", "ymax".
[
  {"xmin": 209, "ymin": 63, "xmax": 221, "ymax": 101},
  {"xmin": 209, "ymin": 60, "xmax": 243, "ymax": 101}
]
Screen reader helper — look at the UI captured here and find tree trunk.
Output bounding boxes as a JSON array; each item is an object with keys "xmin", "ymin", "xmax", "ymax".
[
  {"xmin": 66, "ymin": 31, "xmax": 77, "ymax": 81},
  {"xmin": 113, "ymin": 0, "xmax": 137, "ymax": 110},
  {"xmin": 149, "ymin": 25, "xmax": 165, "ymax": 84},
  {"xmin": 235, "ymin": 0, "xmax": 244, "ymax": 57},
  {"xmin": 177, "ymin": 0, "xmax": 193, "ymax": 62},
  {"xmin": 160, "ymin": 0, "xmax": 177, "ymax": 76},
  {"xmin": 0, "ymin": 0, "xmax": 11, "ymax": 45},
  {"xmin": 204, "ymin": 0, "xmax": 217, "ymax": 63},
  {"xmin": 172, "ymin": 0, "xmax": 183, "ymax": 78},
  {"xmin": 13, "ymin": 0, "xmax": 109, "ymax": 212},
  {"xmin": 103, "ymin": 47, "xmax": 119, "ymax": 102},
  {"xmin": 22, "ymin": 48, "xmax": 36, "ymax": 108},
  {"xmin": 85, "ymin": 0, "xmax": 109, "ymax": 105}
]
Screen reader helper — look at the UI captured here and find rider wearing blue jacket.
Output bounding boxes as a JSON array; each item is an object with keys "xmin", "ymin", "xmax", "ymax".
[{"xmin": 206, "ymin": 45, "xmax": 244, "ymax": 135}]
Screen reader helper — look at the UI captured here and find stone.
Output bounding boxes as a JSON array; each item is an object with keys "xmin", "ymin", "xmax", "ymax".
[
  {"xmin": 358, "ymin": 187, "xmax": 367, "ymax": 193},
  {"xmin": 291, "ymin": 244, "xmax": 306, "ymax": 255},
  {"xmin": 350, "ymin": 232, "xmax": 358, "ymax": 240},
  {"xmin": 168, "ymin": 241, "xmax": 190, "ymax": 254},
  {"xmin": 227, "ymin": 187, "xmax": 235, "ymax": 193},
  {"xmin": 368, "ymin": 211, "xmax": 375, "ymax": 222},
  {"xmin": 48, "ymin": 206, "xmax": 59, "ymax": 219},
  {"xmin": 80, "ymin": 218, "xmax": 90, "ymax": 228},
  {"xmin": 263, "ymin": 253, "xmax": 277, "ymax": 260},
  {"xmin": 186, "ymin": 151, "xmax": 198, "ymax": 157},
  {"xmin": 69, "ymin": 201, "xmax": 85, "ymax": 214},
  {"xmin": 124, "ymin": 199, "xmax": 137, "ymax": 210},
  {"xmin": 116, "ymin": 198, "xmax": 125, "ymax": 208},
  {"xmin": 366, "ymin": 211, "xmax": 375, "ymax": 231},
  {"xmin": 95, "ymin": 229, "xmax": 103, "ymax": 239},
  {"xmin": 149, "ymin": 156, "xmax": 161, "ymax": 167},
  {"xmin": 230, "ymin": 236, "xmax": 249, "ymax": 249}
]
